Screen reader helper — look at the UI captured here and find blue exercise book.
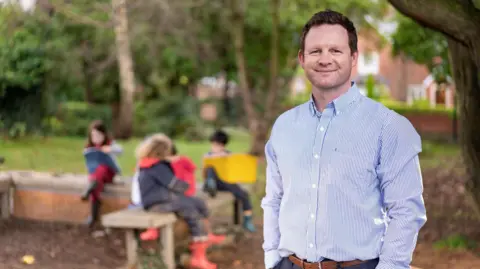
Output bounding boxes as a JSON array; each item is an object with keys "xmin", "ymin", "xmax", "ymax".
[{"xmin": 83, "ymin": 148, "xmax": 121, "ymax": 174}]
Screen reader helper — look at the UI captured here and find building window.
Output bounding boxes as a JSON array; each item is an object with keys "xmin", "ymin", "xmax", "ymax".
[{"xmin": 358, "ymin": 51, "xmax": 379, "ymax": 75}]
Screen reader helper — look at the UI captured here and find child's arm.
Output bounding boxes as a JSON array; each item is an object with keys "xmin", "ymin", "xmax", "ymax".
[
  {"xmin": 101, "ymin": 141, "xmax": 123, "ymax": 156},
  {"xmin": 182, "ymin": 157, "xmax": 196, "ymax": 173},
  {"xmin": 152, "ymin": 163, "xmax": 189, "ymax": 194},
  {"xmin": 109, "ymin": 141, "xmax": 123, "ymax": 156}
]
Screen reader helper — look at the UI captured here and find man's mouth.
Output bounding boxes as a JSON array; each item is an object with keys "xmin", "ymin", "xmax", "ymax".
[{"xmin": 314, "ymin": 69, "xmax": 336, "ymax": 73}]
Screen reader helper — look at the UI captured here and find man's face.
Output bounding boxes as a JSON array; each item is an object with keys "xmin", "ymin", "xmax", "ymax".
[{"xmin": 299, "ymin": 24, "xmax": 357, "ymax": 91}]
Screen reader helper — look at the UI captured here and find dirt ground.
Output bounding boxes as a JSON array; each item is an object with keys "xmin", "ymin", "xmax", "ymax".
[{"xmin": 1, "ymin": 157, "xmax": 480, "ymax": 269}]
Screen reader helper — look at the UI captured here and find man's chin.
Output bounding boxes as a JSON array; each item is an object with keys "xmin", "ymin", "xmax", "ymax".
[{"xmin": 313, "ymin": 82, "xmax": 339, "ymax": 91}]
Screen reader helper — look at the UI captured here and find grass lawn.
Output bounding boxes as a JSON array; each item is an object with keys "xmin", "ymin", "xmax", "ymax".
[
  {"xmin": 0, "ymin": 128, "xmax": 460, "ymax": 177},
  {"xmin": 420, "ymin": 140, "xmax": 460, "ymax": 169},
  {"xmin": 0, "ymin": 128, "xmax": 251, "ymax": 178}
]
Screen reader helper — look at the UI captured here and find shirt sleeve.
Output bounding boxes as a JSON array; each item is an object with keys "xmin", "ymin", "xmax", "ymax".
[
  {"xmin": 261, "ymin": 138, "xmax": 283, "ymax": 269},
  {"xmin": 110, "ymin": 141, "xmax": 123, "ymax": 156},
  {"xmin": 376, "ymin": 114, "xmax": 427, "ymax": 269}
]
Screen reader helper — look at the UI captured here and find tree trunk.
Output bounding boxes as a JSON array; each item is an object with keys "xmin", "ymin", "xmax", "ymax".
[
  {"xmin": 230, "ymin": 0, "xmax": 258, "ymax": 132},
  {"xmin": 112, "ymin": 0, "xmax": 135, "ymax": 139},
  {"xmin": 388, "ymin": 0, "xmax": 480, "ymax": 211},
  {"xmin": 230, "ymin": 0, "xmax": 282, "ymax": 156},
  {"xmin": 397, "ymin": 52, "xmax": 408, "ymax": 102},
  {"xmin": 264, "ymin": 0, "xmax": 280, "ymax": 123},
  {"xmin": 448, "ymin": 39, "xmax": 480, "ymax": 213}
]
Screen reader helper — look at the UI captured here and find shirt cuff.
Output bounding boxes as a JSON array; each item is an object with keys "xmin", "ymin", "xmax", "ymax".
[{"xmin": 265, "ymin": 249, "xmax": 282, "ymax": 269}]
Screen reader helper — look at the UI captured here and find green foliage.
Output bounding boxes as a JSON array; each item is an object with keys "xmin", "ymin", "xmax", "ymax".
[
  {"xmin": 365, "ymin": 74, "xmax": 378, "ymax": 100},
  {"xmin": 47, "ymin": 97, "xmax": 208, "ymax": 140},
  {"xmin": 381, "ymin": 100, "xmax": 455, "ymax": 117},
  {"xmin": 391, "ymin": 13, "xmax": 451, "ymax": 81},
  {"xmin": 0, "ymin": 6, "xmax": 56, "ymax": 137},
  {"xmin": 433, "ymin": 234, "xmax": 477, "ymax": 250},
  {"xmin": 134, "ymin": 93, "xmax": 207, "ymax": 140},
  {"xmin": 52, "ymin": 102, "xmax": 112, "ymax": 136}
]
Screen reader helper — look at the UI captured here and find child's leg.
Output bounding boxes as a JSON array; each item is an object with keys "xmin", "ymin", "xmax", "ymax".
[
  {"xmin": 215, "ymin": 180, "xmax": 253, "ymax": 213},
  {"xmin": 82, "ymin": 165, "xmax": 114, "ymax": 228},
  {"xmin": 172, "ymin": 197, "xmax": 217, "ymax": 269},
  {"xmin": 214, "ymin": 179, "xmax": 256, "ymax": 232},
  {"xmin": 188, "ymin": 196, "xmax": 226, "ymax": 245},
  {"xmin": 173, "ymin": 196, "xmax": 208, "ymax": 240}
]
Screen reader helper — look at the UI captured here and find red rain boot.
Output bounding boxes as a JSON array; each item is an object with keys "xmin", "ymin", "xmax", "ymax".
[
  {"xmin": 140, "ymin": 228, "xmax": 159, "ymax": 241},
  {"xmin": 189, "ymin": 241, "xmax": 217, "ymax": 269},
  {"xmin": 207, "ymin": 233, "xmax": 226, "ymax": 246}
]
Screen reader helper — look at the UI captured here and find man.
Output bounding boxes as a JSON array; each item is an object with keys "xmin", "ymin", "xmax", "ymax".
[{"xmin": 262, "ymin": 10, "xmax": 427, "ymax": 269}]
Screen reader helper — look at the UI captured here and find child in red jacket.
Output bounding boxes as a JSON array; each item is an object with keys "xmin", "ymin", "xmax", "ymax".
[
  {"xmin": 169, "ymin": 144, "xmax": 196, "ymax": 197},
  {"xmin": 166, "ymin": 144, "xmax": 225, "ymax": 244}
]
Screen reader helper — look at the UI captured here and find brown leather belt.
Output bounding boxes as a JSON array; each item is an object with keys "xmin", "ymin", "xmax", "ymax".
[{"xmin": 288, "ymin": 255, "xmax": 368, "ymax": 269}]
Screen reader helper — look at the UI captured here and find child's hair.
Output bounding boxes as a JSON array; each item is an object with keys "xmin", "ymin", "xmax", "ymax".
[
  {"xmin": 86, "ymin": 120, "xmax": 111, "ymax": 147},
  {"xmin": 135, "ymin": 133, "xmax": 172, "ymax": 160},
  {"xmin": 171, "ymin": 144, "xmax": 178, "ymax": 155},
  {"xmin": 209, "ymin": 130, "xmax": 229, "ymax": 145}
]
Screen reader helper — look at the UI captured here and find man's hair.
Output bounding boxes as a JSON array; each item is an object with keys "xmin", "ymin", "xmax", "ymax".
[
  {"xmin": 209, "ymin": 130, "xmax": 229, "ymax": 145},
  {"xmin": 135, "ymin": 133, "xmax": 172, "ymax": 160},
  {"xmin": 300, "ymin": 9, "xmax": 358, "ymax": 55}
]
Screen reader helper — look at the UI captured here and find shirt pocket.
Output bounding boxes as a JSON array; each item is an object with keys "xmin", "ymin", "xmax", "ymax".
[{"xmin": 327, "ymin": 149, "xmax": 375, "ymax": 196}]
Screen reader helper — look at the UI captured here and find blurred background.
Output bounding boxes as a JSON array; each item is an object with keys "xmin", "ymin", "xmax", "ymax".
[{"xmin": 0, "ymin": 0, "xmax": 479, "ymax": 268}]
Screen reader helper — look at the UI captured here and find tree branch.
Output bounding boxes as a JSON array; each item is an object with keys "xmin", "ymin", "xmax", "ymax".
[
  {"xmin": 230, "ymin": 0, "xmax": 258, "ymax": 130},
  {"xmin": 388, "ymin": 0, "xmax": 480, "ymax": 44}
]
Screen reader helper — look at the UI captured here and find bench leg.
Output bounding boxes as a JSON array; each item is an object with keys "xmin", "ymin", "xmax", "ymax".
[
  {"xmin": 161, "ymin": 223, "xmax": 175, "ymax": 269},
  {"xmin": 233, "ymin": 199, "xmax": 242, "ymax": 225},
  {"xmin": 1, "ymin": 191, "xmax": 10, "ymax": 220},
  {"xmin": 125, "ymin": 229, "xmax": 139, "ymax": 269}
]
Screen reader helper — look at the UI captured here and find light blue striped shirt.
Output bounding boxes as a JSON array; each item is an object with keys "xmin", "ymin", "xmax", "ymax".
[{"xmin": 262, "ymin": 83, "xmax": 427, "ymax": 269}]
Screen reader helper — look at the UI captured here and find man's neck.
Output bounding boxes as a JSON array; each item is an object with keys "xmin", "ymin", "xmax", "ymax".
[{"xmin": 312, "ymin": 82, "xmax": 351, "ymax": 112}]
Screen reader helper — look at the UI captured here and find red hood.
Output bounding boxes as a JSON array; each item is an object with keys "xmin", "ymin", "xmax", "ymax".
[{"xmin": 139, "ymin": 157, "xmax": 161, "ymax": 168}]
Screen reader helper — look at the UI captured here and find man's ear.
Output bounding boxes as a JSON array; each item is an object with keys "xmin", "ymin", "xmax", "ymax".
[
  {"xmin": 298, "ymin": 50, "xmax": 305, "ymax": 67},
  {"xmin": 351, "ymin": 51, "xmax": 358, "ymax": 68}
]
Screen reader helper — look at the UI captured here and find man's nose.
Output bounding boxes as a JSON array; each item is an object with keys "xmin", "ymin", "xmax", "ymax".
[{"xmin": 317, "ymin": 53, "xmax": 332, "ymax": 66}]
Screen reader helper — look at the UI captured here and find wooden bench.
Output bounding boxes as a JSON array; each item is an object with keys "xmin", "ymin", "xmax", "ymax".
[
  {"xmin": 102, "ymin": 207, "xmax": 177, "ymax": 269},
  {"xmin": 102, "ymin": 191, "xmax": 238, "ymax": 269},
  {"xmin": 0, "ymin": 174, "xmax": 12, "ymax": 219}
]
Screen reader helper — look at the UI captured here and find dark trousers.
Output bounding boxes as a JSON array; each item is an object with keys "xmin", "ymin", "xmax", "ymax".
[
  {"xmin": 205, "ymin": 167, "xmax": 253, "ymax": 211},
  {"xmin": 147, "ymin": 195, "xmax": 208, "ymax": 237},
  {"xmin": 274, "ymin": 257, "xmax": 379, "ymax": 269}
]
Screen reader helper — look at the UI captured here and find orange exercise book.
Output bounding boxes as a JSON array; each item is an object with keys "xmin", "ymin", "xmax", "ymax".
[{"xmin": 202, "ymin": 153, "xmax": 257, "ymax": 184}]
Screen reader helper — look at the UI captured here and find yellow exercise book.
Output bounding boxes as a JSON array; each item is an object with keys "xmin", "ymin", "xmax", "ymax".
[{"xmin": 203, "ymin": 153, "xmax": 257, "ymax": 184}]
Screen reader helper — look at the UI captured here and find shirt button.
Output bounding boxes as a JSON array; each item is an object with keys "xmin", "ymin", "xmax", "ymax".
[
  {"xmin": 310, "ymin": 214, "xmax": 315, "ymax": 219},
  {"xmin": 319, "ymin": 126, "xmax": 325, "ymax": 132},
  {"xmin": 309, "ymin": 243, "xmax": 314, "ymax": 248},
  {"xmin": 314, "ymin": 154, "xmax": 319, "ymax": 159},
  {"xmin": 312, "ymin": 184, "xmax": 316, "ymax": 188},
  {"xmin": 337, "ymin": 111, "xmax": 341, "ymax": 115}
]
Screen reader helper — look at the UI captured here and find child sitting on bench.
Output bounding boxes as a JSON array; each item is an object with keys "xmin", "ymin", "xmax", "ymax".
[
  {"xmin": 81, "ymin": 120, "xmax": 122, "ymax": 228},
  {"xmin": 203, "ymin": 130, "xmax": 256, "ymax": 232},
  {"xmin": 135, "ymin": 134, "xmax": 220, "ymax": 269}
]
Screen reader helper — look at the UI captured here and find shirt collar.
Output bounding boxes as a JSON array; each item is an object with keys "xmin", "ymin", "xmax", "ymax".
[{"xmin": 309, "ymin": 82, "xmax": 360, "ymax": 117}]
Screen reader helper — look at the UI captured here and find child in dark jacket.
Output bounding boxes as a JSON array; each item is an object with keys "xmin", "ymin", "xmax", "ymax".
[{"xmin": 135, "ymin": 134, "xmax": 218, "ymax": 269}]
